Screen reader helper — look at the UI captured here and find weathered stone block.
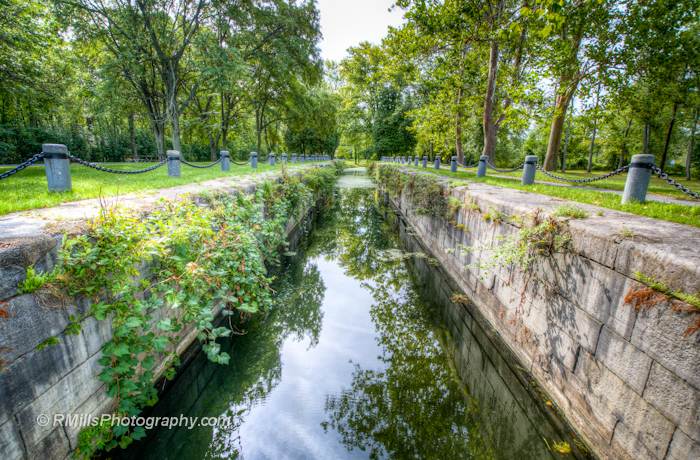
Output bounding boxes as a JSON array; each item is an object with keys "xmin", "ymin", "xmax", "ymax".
[
  {"xmin": 80, "ymin": 314, "xmax": 115, "ymax": 357},
  {"xmin": 0, "ymin": 294, "xmax": 90, "ymax": 364},
  {"xmin": 63, "ymin": 383, "xmax": 115, "ymax": 449},
  {"xmin": 0, "ymin": 418, "xmax": 25, "ymax": 460},
  {"xmin": 27, "ymin": 426, "xmax": 70, "ymax": 460},
  {"xmin": 615, "ymin": 235, "xmax": 700, "ymax": 295},
  {"xmin": 0, "ymin": 330, "xmax": 88, "ymax": 426},
  {"xmin": 575, "ymin": 350, "xmax": 674, "ymax": 458},
  {"xmin": 0, "ymin": 235, "xmax": 59, "ymax": 302},
  {"xmin": 530, "ymin": 252, "xmax": 638, "ymax": 340},
  {"xmin": 566, "ymin": 219, "xmax": 620, "ymax": 269},
  {"xmin": 524, "ymin": 277, "xmax": 603, "ymax": 354},
  {"xmin": 630, "ymin": 300, "xmax": 700, "ymax": 393},
  {"xmin": 665, "ymin": 428, "xmax": 700, "ymax": 460},
  {"xmin": 643, "ymin": 362, "xmax": 700, "ymax": 445},
  {"xmin": 611, "ymin": 421, "xmax": 658, "ymax": 460},
  {"xmin": 532, "ymin": 356, "xmax": 618, "ymax": 445},
  {"xmin": 16, "ymin": 352, "xmax": 105, "ymax": 448},
  {"xmin": 595, "ymin": 326, "xmax": 652, "ymax": 395}
]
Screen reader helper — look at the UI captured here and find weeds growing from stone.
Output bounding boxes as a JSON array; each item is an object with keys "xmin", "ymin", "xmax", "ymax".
[
  {"xmin": 625, "ymin": 271, "xmax": 700, "ymax": 336},
  {"xmin": 551, "ymin": 204, "xmax": 589, "ymax": 219}
]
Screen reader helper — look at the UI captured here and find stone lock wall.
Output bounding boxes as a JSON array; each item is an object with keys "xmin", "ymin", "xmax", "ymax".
[
  {"xmin": 380, "ymin": 165, "xmax": 700, "ymax": 460},
  {"xmin": 0, "ymin": 171, "xmax": 324, "ymax": 460}
]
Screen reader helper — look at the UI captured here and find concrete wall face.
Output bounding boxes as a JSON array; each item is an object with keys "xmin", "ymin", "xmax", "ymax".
[
  {"xmin": 0, "ymin": 176, "xmax": 324, "ymax": 460},
  {"xmin": 380, "ymin": 165, "xmax": 700, "ymax": 460}
]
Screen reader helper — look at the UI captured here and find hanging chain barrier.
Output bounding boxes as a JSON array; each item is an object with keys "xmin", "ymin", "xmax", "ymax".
[
  {"xmin": 486, "ymin": 161, "xmax": 525, "ymax": 173},
  {"xmin": 535, "ymin": 164, "xmax": 630, "ymax": 184},
  {"xmin": 231, "ymin": 158, "xmax": 251, "ymax": 166},
  {"xmin": 68, "ymin": 153, "xmax": 169, "ymax": 174},
  {"xmin": 0, "ymin": 152, "xmax": 46, "ymax": 181},
  {"xmin": 456, "ymin": 160, "xmax": 480, "ymax": 168},
  {"xmin": 180, "ymin": 157, "xmax": 222, "ymax": 169},
  {"xmin": 652, "ymin": 166, "xmax": 700, "ymax": 200}
]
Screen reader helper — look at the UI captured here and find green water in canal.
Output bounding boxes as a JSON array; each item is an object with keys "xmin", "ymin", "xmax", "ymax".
[{"xmin": 119, "ymin": 169, "xmax": 582, "ymax": 460}]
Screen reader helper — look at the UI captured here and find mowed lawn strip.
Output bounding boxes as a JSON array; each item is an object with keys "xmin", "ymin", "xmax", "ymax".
[
  {"xmin": 397, "ymin": 164, "xmax": 700, "ymax": 228},
  {"xmin": 0, "ymin": 162, "xmax": 307, "ymax": 215}
]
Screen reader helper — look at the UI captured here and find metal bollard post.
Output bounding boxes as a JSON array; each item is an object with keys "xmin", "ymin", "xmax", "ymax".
[
  {"xmin": 269, "ymin": 153, "xmax": 275, "ymax": 166},
  {"xmin": 251, "ymin": 152, "xmax": 258, "ymax": 169},
  {"xmin": 422, "ymin": 156, "xmax": 428, "ymax": 168},
  {"xmin": 220, "ymin": 150, "xmax": 230, "ymax": 171},
  {"xmin": 292, "ymin": 153, "xmax": 297, "ymax": 164},
  {"xmin": 476, "ymin": 155, "xmax": 488, "ymax": 178},
  {"xmin": 521, "ymin": 155, "xmax": 538, "ymax": 185},
  {"xmin": 414, "ymin": 156, "xmax": 419, "ymax": 167},
  {"xmin": 42, "ymin": 144, "xmax": 72, "ymax": 192},
  {"xmin": 451, "ymin": 156, "xmax": 458, "ymax": 173},
  {"xmin": 622, "ymin": 154, "xmax": 655, "ymax": 204},
  {"xmin": 167, "ymin": 150, "xmax": 181, "ymax": 178},
  {"xmin": 282, "ymin": 153, "xmax": 287, "ymax": 165},
  {"xmin": 434, "ymin": 156, "xmax": 441, "ymax": 170}
]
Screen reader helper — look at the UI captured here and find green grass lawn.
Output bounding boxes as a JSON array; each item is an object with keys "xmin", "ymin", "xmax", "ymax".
[
  {"xmin": 454, "ymin": 167, "xmax": 700, "ymax": 202},
  {"xmin": 398, "ymin": 164, "xmax": 700, "ymax": 228},
  {"xmin": 0, "ymin": 161, "xmax": 311, "ymax": 216}
]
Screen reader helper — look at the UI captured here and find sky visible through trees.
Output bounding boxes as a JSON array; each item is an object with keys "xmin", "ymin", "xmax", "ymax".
[{"xmin": 0, "ymin": 0, "xmax": 698, "ymax": 177}]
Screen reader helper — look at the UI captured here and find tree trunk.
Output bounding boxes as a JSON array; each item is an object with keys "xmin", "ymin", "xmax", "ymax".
[
  {"xmin": 561, "ymin": 117, "xmax": 571, "ymax": 172},
  {"xmin": 687, "ymin": 108, "xmax": 698, "ymax": 180},
  {"xmin": 208, "ymin": 133, "xmax": 219, "ymax": 161},
  {"xmin": 587, "ymin": 119, "xmax": 597, "ymax": 173},
  {"xmin": 129, "ymin": 113, "xmax": 137, "ymax": 161},
  {"xmin": 455, "ymin": 88, "xmax": 464, "ymax": 164},
  {"xmin": 481, "ymin": 40, "xmax": 499, "ymax": 164},
  {"xmin": 170, "ymin": 105, "xmax": 182, "ymax": 155},
  {"xmin": 587, "ymin": 84, "xmax": 601, "ymax": 173},
  {"xmin": 151, "ymin": 121, "xmax": 166, "ymax": 159},
  {"xmin": 643, "ymin": 123, "xmax": 651, "ymax": 155},
  {"xmin": 619, "ymin": 119, "xmax": 632, "ymax": 169},
  {"xmin": 545, "ymin": 110, "xmax": 566, "ymax": 171},
  {"xmin": 659, "ymin": 103, "xmax": 678, "ymax": 173}
]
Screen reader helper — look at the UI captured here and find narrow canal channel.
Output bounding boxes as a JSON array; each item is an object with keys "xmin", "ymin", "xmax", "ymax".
[{"xmin": 119, "ymin": 168, "xmax": 584, "ymax": 460}]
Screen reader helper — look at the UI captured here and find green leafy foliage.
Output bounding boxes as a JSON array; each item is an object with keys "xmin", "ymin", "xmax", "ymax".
[
  {"xmin": 52, "ymin": 169, "xmax": 341, "ymax": 458},
  {"xmin": 18, "ymin": 265, "xmax": 58, "ymax": 294}
]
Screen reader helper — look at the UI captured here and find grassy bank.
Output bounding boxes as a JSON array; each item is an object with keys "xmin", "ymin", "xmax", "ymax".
[
  {"xmin": 388, "ymin": 164, "xmax": 700, "ymax": 228},
  {"xmin": 0, "ymin": 162, "xmax": 317, "ymax": 215}
]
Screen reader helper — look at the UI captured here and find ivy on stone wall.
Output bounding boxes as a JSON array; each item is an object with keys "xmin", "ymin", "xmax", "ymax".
[{"xmin": 27, "ymin": 164, "xmax": 343, "ymax": 458}]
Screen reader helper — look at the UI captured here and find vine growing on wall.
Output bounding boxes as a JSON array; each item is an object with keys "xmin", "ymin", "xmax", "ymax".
[{"xmin": 27, "ymin": 164, "xmax": 343, "ymax": 458}]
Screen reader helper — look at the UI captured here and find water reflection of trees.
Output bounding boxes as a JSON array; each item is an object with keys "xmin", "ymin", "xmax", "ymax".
[
  {"xmin": 322, "ymin": 281, "xmax": 491, "ymax": 460},
  {"xmin": 308, "ymin": 188, "xmax": 406, "ymax": 285},
  {"xmin": 320, "ymin": 189, "xmax": 554, "ymax": 460}
]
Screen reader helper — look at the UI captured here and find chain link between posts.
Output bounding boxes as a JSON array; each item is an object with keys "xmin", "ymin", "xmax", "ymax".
[
  {"xmin": 0, "ymin": 152, "xmax": 46, "ymax": 181},
  {"xmin": 456, "ymin": 160, "xmax": 480, "ymax": 168},
  {"xmin": 180, "ymin": 157, "xmax": 222, "ymax": 169},
  {"xmin": 68, "ymin": 153, "xmax": 170, "ymax": 174},
  {"xmin": 486, "ymin": 161, "xmax": 525, "ymax": 173},
  {"xmin": 230, "ymin": 158, "xmax": 251, "ymax": 166},
  {"xmin": 534, "ymin": 164, "xmax": 630, "ymax": 183},
  {"xmin": 652, "ymin": 166, "xmax": 700, "ymax": 200}
]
